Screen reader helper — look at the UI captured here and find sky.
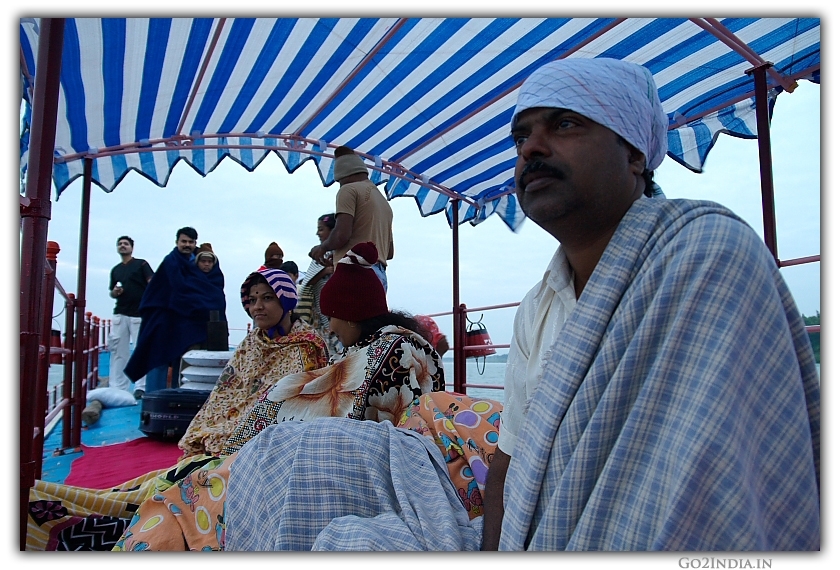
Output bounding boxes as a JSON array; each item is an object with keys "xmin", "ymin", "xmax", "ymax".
[{"xmin": 31, "ymin": 81, "xmax": 821, "ymax": 352}]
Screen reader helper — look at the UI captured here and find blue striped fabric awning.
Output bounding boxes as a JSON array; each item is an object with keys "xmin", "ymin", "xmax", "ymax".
[{"xmin": 19, "ymin": 17, "xmax": 820, "ymax": 230}]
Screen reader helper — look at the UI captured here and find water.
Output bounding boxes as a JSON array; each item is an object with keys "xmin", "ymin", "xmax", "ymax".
[
  {"xmin": 440, "ymin": 361, "xmax": 822, "ymax": 401},
  {"xmin": 46, "ymin": 349, "xmax": 110, "ymax": 390},
  {"xmin": 441, "ymin": 359, "xmax": 505, "ymax": 401},
  {"xmin": 47, "ymin": 363, "xmax": 66, "ymax": 389}
]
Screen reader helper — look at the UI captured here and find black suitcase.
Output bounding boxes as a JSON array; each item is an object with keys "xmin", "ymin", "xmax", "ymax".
[{"xmin": 139, "ymin": 388, "xmax": 212, "ymax": 439}]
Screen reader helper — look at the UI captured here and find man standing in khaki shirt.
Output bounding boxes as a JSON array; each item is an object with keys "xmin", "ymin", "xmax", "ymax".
[{"xmin": 309, "ymin": 146, "xmax": 394, "ymax": 291}]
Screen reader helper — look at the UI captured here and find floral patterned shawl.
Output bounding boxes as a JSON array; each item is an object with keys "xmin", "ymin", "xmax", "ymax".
[
  {"xmin": 178, "ymin": 319, "xmax": 328, "ymax": 457},
  {"xmin": 222, "ymin": 325, "xmax": 445, "ymax": 454}
]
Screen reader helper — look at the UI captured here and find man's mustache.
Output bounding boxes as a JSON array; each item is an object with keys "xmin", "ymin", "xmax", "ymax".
[{"xmin": 518, "ymin": 160, "xmax": 565, "ymax": 189}]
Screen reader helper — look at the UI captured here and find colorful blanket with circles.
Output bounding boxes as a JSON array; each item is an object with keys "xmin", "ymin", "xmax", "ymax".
[
  {"xmin": 112, "ymin": 455, "xmax": 233, "ymax": 551},
  {"xmin": 26, "ymin": 454, "xmax": 224, "ymax": 551},
  {"xmin": 397, "ymin": 391, "xmax": 502, "ymax": 520}
]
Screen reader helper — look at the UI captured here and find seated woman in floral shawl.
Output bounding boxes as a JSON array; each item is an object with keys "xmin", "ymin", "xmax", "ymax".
[
  {"xmin": 178, "ymin": 268, "xmax": 328, "ymax": 457},
  {"xmin": 111, "ymin": 243, "xmax": 445, "ymax": 551}
]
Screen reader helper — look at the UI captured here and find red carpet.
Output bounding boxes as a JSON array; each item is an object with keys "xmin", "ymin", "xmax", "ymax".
[{"xmin": 64, "ymin": 438, "xmax": 184, "ymax": 489}]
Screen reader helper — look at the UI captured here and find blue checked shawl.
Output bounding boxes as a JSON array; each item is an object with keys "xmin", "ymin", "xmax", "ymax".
[
  {"xmin": 226, "ymin": 418, "xmax": 482, "ymax": 551},
  {"xmin": 500, "ymin": 198, "xmax": 820, "ymax": 551}
]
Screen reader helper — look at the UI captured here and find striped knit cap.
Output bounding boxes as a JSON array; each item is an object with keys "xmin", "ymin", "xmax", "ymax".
[
  {"xmin": 240, "ymin": 268, "xmax": 298, "ymax": 317},
  {"xmin": 512, "ymin": 58, "xmax": 669, "ymax": 171},
  {"xmin": 319, "ymin": 242, "xmax": 388, "ymax": 322}
]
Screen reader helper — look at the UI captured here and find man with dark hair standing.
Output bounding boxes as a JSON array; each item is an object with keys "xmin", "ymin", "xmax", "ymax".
[
  {"xmin": 108, "ymin": 236, "xmax": 153, "ymax": 397},
  {"xmin": 175, "ymin": 226, "xmax": 198, "ymax": 259},
  {"xmin": 308, "ymin": 146, "xmax": 394, "ymax": 292},
  {"xmin": 125, "ymin": 227, "xmax": 226, "ymax": 394}
]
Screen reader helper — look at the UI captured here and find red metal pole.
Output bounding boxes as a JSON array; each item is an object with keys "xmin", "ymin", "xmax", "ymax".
[
  {"xmin": 19, "ymin": 17, "xmax": 64, "ymax": 551},
  {"xmin": 32, "ymin": 242, "xmax": 60, "ymax": 479},
  {"xmin": 451, "ymin": 199, "xmax": 467, "ymax": 393},
  {"xmin": 91, "ymin": 316, "xmax": 101, "ymax": 389},
  {"xmin": 748, "ymin": 63, "xmax": 780, "ymax": 264},
  {"xmin": 73, "ymin": 312, "xmax": 93, "ymax": 444},
  {"xmin": 71, "ymin": 159, "xmax": 93, "ymax": 448},
  {"xmin": 456, "ymin": 304, "xmax": 468, "ymax": 394},
  {"xmin": 62, "ymin": 294, "xmax": 75, "ymax": 450},
  {"xmin": 779, "ymin": 254, "xmax": 820, "ymax": 268}
]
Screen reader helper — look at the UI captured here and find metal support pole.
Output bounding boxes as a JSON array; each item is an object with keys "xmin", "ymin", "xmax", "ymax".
[
  {"xmin": 19, "ymin": 17, "xmax": 64, "ymax": 551},
  {"xmin": 71, "ymin": 159, "xmax": 93, "ymax": 448},
  {"xmin": 748, "ymin": 62, "xmax": 780, "ymax": 264},
  {"xmin": 451, "ymin": 199, "xmax": 467, "ymax": 393}
]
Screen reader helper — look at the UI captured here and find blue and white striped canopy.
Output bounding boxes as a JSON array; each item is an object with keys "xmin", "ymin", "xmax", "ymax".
[{"xmin": 19, "ymin": 17, "xmax": 820, "ymax": 229}]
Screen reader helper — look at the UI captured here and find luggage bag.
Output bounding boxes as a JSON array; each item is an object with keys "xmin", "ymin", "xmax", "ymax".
[{"xmin": 139, "ymin": 388, "xmax": 212, "ymax": 439}]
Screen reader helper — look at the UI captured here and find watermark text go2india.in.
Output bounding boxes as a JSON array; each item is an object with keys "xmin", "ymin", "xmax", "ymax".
[{"xmin": 679, "ymin": 558, "xmax": 772, "ymax": 569}]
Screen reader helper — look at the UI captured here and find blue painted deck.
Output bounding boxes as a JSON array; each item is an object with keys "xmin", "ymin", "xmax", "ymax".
[{"xmin": 41, "ymin": 361, "xmax": 148, "ymax": 484}]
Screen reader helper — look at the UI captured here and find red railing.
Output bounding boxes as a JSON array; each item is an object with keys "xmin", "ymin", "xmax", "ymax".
[
  {"xmin": 429, "ymin": 301, "xmax": 520, "ymax": 394},
  {"xmin": 779, "ymin": 256, "xmax": 820, "ymax": 336},
  {"xmin": 430, "ymin": 297, "xmax": 821, "ymax": 395},
  {"xmin": 780, "ymin": 254, "xmax": 820, "ymax": 268},
  {"xmin": 32, "ymin": 242, "xmax": 109, "ymax": 470}
]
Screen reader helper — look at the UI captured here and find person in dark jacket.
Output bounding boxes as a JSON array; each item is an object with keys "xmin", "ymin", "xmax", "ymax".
[{"xmin": 124, "ymin": 227, "xmax": 226, "ymax": 395}]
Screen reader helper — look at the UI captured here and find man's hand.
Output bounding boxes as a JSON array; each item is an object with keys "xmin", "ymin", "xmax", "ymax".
[
  {"xmin": 308, "ymin": 244, "xmax": 330, "ymax": 266},
  {"xmin": 110, "ymin": 286, "xmax": 124, "ymax": 298},
  {"xmin": 481, "ymin": 449, "xmax": 511, "ymax": 550}
]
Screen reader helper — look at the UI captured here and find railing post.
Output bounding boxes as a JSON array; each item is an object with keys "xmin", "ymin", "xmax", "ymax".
[
  {"xmin": 102, "ymin": 317, "xmax": 110, "ymax": 383},
  {"xmin": 455, "ymin": 304, "xmax": 468, "ymax": 394},
  {"xmin": 62, "ymin": 294, "xmax": 75, "ymax": 450},
  {"xmin": 91, "ymin": 316, "xmax": 101, "ymax": 389},
  {"xmin": 75, "ymin": 312, "xmax": 93, "ymax": 443},
  {"xmin": 32, "ymin": 242, "xmax": 60, "ymax": 479}
]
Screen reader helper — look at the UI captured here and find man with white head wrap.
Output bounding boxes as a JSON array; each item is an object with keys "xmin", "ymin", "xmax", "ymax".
[
  {"xmin": 482, "ymin": 57, "xmax": 819, "ymax": 550},
  {"xmin": 483, "ymin": 56, "xmax": 673, "ymax": 547},
  {"xmin": 512, "ymin": 57, "xmax": 669, "ymax": 171},
  {"xmin": 226, "ymin": 58, "xmax": 819, "ymax": 552},
  {"xmin": 487, "ymin": 61, "xmax": 672, "ymax": 530}
]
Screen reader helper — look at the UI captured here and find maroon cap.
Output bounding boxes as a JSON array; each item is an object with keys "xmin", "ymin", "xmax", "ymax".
[{"xmin": 319, "ymin": 242, "xmax": 388, "ymax": 322}]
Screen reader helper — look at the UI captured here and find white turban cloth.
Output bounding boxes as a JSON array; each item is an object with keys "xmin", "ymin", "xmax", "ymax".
[{"xmin": 512, "ymin": 58, "xmax": 669, "ymax": 171}]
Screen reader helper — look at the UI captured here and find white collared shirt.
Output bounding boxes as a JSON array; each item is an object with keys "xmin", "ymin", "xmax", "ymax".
[{"xmin": 497, "ymin": 246, "xmax": 577, "ymax": 456}]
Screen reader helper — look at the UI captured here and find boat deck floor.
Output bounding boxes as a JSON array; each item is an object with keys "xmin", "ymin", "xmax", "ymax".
[{"xmin": 40, "ymin": 401, "xmax": 146, "ymax": 484}]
